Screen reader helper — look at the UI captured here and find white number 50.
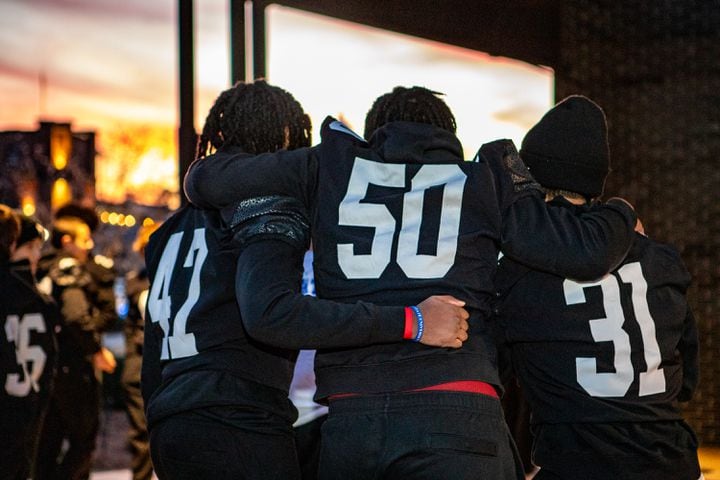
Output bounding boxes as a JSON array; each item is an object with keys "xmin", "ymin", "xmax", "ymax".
[{"xmin": 337, "ymin": 158, "xmax": 467, "ymax": 279}]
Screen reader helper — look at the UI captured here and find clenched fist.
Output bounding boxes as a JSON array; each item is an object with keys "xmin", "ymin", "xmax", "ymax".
[{"xmin": 415, "ymin": 295, "xmax": 469, "ymax": 349}]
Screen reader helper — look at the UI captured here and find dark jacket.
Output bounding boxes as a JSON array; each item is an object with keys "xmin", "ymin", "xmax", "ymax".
[
  {"xmin": 39, "ymin": 251, "xmax": 116, "ymax": 372},
  {"xmin": 122, "ymin": 268, "xmax": 148, "ymax": 386}
]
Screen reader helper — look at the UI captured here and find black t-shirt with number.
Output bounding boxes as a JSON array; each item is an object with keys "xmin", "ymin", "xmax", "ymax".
[
  {"xmin": 141, "ymin": 205, "xmax": 298, "ymax": 427},
  {"xmin": 185, "ymin": 118, "xmax": 638, "ymax": 401},
  {"xmin": 495, "ymin": 199, "xmax": 700, "ymax": 479},
  {"xmin": 495, "ymin": 201, "xmax": 699, "ymax": 424},
  {"xmin": 0, "ymin": 262, "xmax": 58, "ymax": 473}
]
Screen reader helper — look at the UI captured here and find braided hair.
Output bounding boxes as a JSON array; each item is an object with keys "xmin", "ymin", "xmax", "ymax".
[
  {"xmin": 364, "ymin": 86, "xmax": 457, "ymax": 139},
  {"xmin": 196, "ymin": 80, "xmax": 311, "ymax": 160}
]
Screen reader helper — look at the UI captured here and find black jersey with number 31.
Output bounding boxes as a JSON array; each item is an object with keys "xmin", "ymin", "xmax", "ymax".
[{"xmin": 496, "ymin": 206, "xmax": 699, "ymax": 424}]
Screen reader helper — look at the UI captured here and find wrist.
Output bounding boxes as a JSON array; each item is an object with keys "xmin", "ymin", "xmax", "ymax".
[{"xmin": 409, "ymin": 305, "xmax": 424, "ymax": 342}]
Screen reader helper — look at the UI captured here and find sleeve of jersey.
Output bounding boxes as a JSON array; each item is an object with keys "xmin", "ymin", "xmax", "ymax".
[
  {"xmin": 479, "ymin": 138, "xmax": 636, "ymax": 280},
  {"xmin": 222, "ymin": 195, "xmax": 310, "ymax": 251},
  {"xmin": 236, "ymin": 240, "xmax": 405, "ymax": 349},
  {"xmin": 183, "ymin": 147, "xmax": 317, "ymax": 210},
  {"xmin": 678, "ymin": 304, "xmax": 700, "ymax": 402},
  {"xmin": 501, "ymin": 198, "xmax": 637, "ymax": 281}
]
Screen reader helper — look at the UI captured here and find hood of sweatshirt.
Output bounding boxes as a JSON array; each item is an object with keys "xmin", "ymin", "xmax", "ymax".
[{"xmin": 368, "ymin": 121, "xmax": 464, "ymax": 164}]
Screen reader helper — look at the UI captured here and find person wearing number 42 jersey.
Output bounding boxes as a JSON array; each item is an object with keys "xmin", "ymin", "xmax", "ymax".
[
  {"xmin": 184, "ymin": 86, "xmax": 639, "ymax": 479},
  {"xmin": 141, "ymin": 81, "xmax": 468, "ymax": 480},
  {"xmin": 494, "ymin": 95, "xmax": 701, "ymax": 480},
  {"xmin": 0, "ymin": 206, "xmax": 59, "ymax": 480}
]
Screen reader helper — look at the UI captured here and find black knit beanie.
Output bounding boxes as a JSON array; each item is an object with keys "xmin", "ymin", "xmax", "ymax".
[{"xmin": 520, "ymin": 95, "xmax": 610, "ymax": 198}]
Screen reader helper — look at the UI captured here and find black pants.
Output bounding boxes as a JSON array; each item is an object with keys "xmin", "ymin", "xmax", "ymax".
[
  {"xmin": 532, "ymin": 420, "xmax": 701, "ymax": 480},
  {"xmin": 150, "ymin": 405, "xmax": 300, "ymax": 480},
  {"xmin": 319, "ymin": 391, "xmax": 523, "ymax": 480},
  {"xmin": 295, "ymin": 414, "xmax": 326, "ymax": 480},
  {"xmin": 501, "ymin": 380, "xmax": 534, "ymax": 474},
  {"xmin": 0, "ymin": 402, "xmax": 46, "ymax": 480},
  {"xmin": 122, "ymin": 379, "xmax": 153, "ymax": 480},
  {"xmin": 35, "ymin": 368, "xmax": 100, "ymax": 480}
]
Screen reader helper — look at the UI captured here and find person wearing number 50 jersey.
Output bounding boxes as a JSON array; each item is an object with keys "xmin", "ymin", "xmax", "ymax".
[
  {"xmin": 141, "ymin": 81, "xmax": 468, "ymax": 480},
  {"xmin": 184, "ymin": 86, "xmax": 640, "ymax": 479},
  {"xmin": 0, "ymin": 206, "xmax": 58, "ymax": 480},
  {"xmin": 494, "ymin": 96, "xmax": 701, "ymax": 479}
]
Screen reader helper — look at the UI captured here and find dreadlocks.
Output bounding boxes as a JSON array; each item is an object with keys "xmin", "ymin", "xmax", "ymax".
[
  {"xmin": 363, "ymin": 86, "xmax": 457, "ymax": 139},
  {"xmin": 196, "ymin": 80, "xmax": 312, "ymax": 160}
]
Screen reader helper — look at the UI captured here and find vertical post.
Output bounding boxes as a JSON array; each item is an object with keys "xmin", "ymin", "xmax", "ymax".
[
  {"xmin": 252, "ymin": 1, "xmax": 266, "ymax": 79},
  {"xmin": 230, "ymin": 0, "xmax": 245, "ymax": 84},
  {"xmin": 178, "ymin": 0, "xmax": 196, "ymax": 206}
]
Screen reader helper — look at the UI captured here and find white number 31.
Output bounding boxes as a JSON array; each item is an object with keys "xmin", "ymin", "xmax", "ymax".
[{"xmin": 564, "ymin": 262, "xmax": 666, "ymax": 398}]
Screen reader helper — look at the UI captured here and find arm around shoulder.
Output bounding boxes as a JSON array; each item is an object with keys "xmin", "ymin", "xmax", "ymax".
[
  {"xmin": 501, "ymin": 195, "xmax": 637, "ymax": 280},
  {"xmin": 183, "ymin": 147, "xmax": 317, "ymax": 209}
]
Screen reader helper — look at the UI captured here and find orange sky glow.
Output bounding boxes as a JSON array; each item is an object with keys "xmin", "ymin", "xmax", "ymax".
[{"xmin": 0, "ymin": 0, "xmax": 553, "ymax": 207}]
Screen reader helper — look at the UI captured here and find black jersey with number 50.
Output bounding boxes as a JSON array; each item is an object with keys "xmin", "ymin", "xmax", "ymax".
[
  {"xmin": 495, "ymin": 201, "xmax": 699, "ymax": 424},
  {"xmin": 310, "ymin": 120, "xmax": 511, "ymax": 397}
]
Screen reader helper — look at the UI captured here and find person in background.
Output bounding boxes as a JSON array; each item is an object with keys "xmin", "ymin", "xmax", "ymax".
[
  {"xmin": 35, "ymin": 207, "xmax": 117, "ymax": 480},
  {"xmin": 0, "ymin": 206, "xmax": 58, "ymax": 480},
  {"xmin": 494, "ymin": 95, "xmax": 701, "ymax": 480},
  {"xmin": 122, "ymin": 223, "xmax": 160, "ymax": 480}
]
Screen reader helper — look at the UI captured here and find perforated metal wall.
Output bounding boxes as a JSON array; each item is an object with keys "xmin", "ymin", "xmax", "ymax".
[{"xmin": 555, "ymin": 0, "xmax": 720, "ymax": 444}]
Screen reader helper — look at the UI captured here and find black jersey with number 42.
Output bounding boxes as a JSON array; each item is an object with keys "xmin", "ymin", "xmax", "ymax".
[{"xmin": 141, "ymin": 205, "xmax": 296, "ymax": 425}]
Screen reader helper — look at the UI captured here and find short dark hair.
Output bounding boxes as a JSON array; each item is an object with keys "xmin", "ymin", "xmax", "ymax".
[
  {"xmin": 364, "ymin": 86, "xmax": 456, "ymax": 139},
  {"xmin": 0, "ymin": 204, "xmax": 20, "ymax": 260},
  {"xmin": 55, "ymin": 203, "xmax": 100, "ymax": 232},
  {"xmin": 15, "ymin": 213, "xmax": 47, "ymax": 248},
  {"xmin": 196, "ymin": 80, "xmax": 312, "ymax": 160}
]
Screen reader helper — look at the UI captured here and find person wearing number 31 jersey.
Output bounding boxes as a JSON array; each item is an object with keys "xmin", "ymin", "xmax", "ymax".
[
  {"xmin": 185, "ymin": 86, "xmax": 640, "ymax": 479},
  {"xmin": 494, "ymin": 96, "xmax": 701, "ymax": 479}
]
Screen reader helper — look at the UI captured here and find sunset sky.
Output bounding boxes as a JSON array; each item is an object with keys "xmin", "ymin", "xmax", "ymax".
[{"xmin": 0, "ymin": 0, "xmax": 554, "ymax": 206}]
